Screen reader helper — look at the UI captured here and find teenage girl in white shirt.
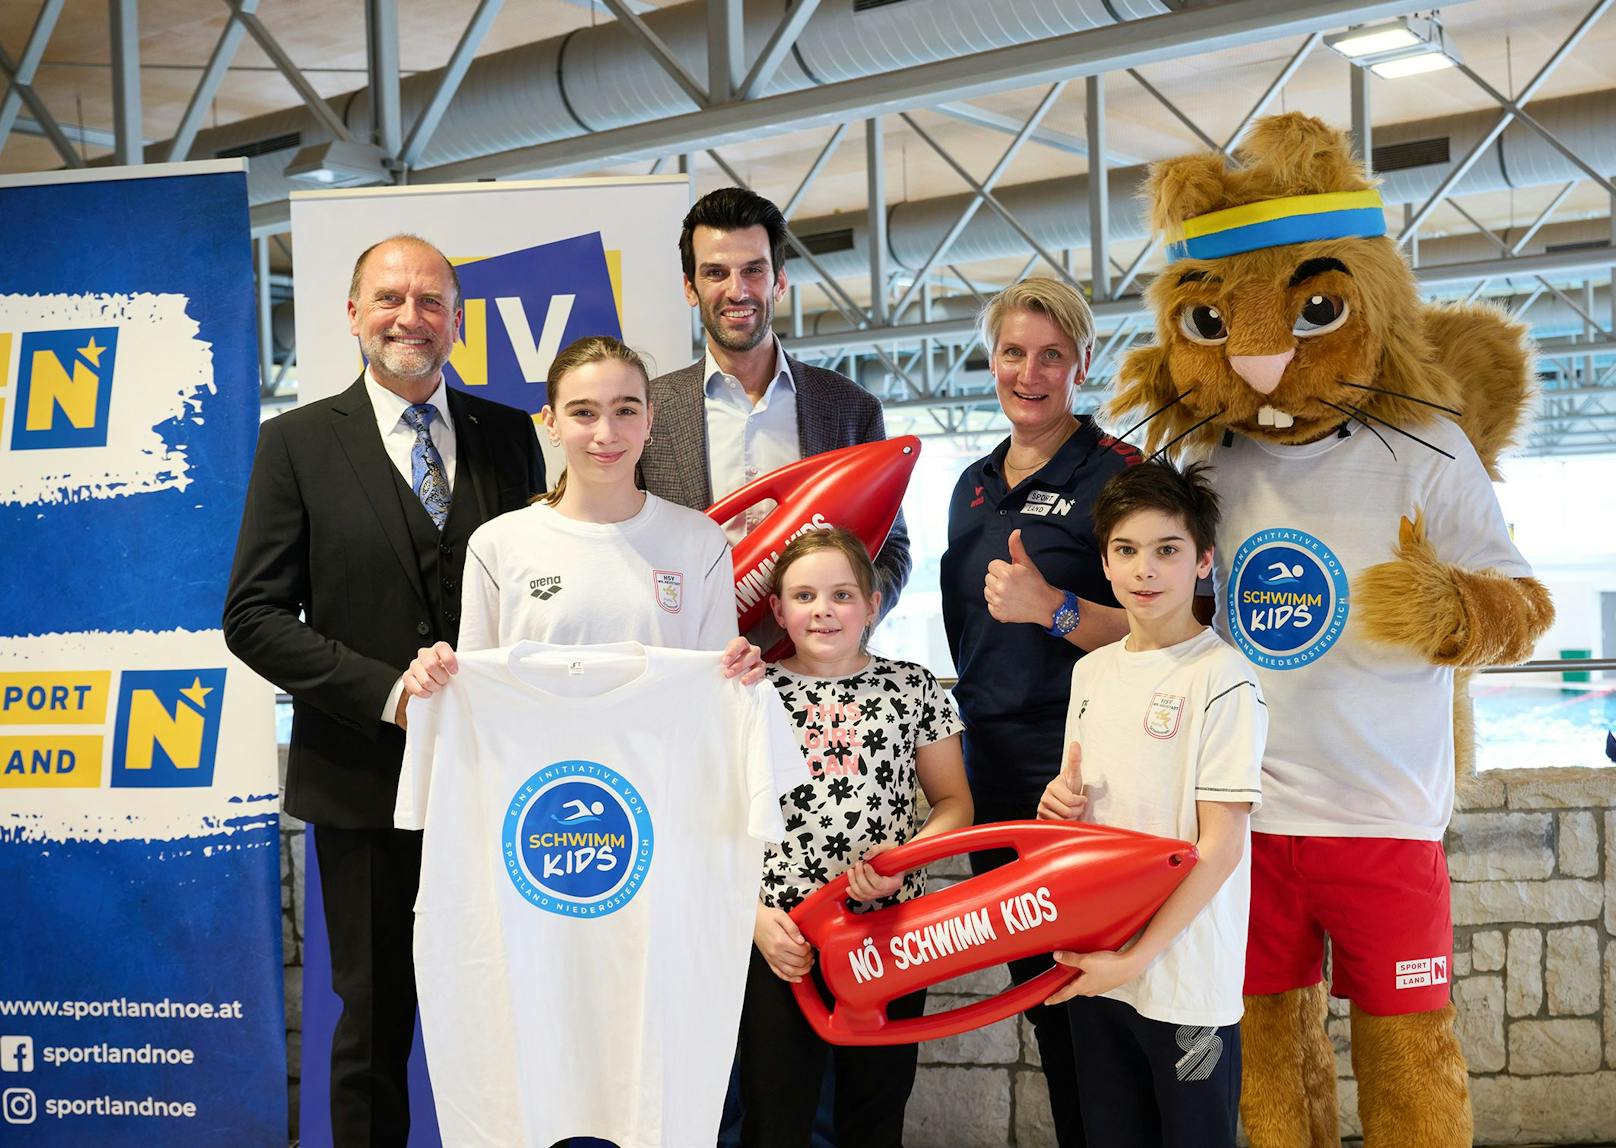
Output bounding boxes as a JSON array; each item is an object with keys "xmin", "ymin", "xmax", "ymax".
[{"xmin": 399, "ymin": 334, "xmax": 762, "ymax": 706}]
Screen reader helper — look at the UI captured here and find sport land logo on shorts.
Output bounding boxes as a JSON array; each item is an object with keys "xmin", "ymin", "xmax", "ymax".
[
  {"xmin": 1227, "ymin": 528, "xmax": 1350, "ymax": 670},
  {"xmin": 503, "ymin": 760, "xmax": 654, "ymax": 917},
  {"xmin": 1395, "ymin": 955, "xmax": 1449, "ymax": 990}
]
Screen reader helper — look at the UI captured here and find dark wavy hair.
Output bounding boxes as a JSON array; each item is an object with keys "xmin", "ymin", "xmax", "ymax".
[
  {"xmin": 678, "ymin": 187, "xmax": 789, "ymax": 282},
  {"xmin": 1092, "ymin": 459, "xmax": 1221, "ymax": 558}
]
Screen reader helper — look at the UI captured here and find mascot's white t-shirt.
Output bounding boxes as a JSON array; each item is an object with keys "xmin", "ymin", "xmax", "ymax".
[
  {"xmin": 396, "ymin": 642, "xmax": 806, "ymax": 1148},
  {"xmin": 1065, "ymin": 628, "xmax": 1266, "ymax": 1026},
  {"xmin": 1205, "ymin": 417, "xmax": 1530, "ymax": 840}
]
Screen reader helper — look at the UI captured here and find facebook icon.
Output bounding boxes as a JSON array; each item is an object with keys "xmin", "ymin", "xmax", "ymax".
[{"xmin": 0, "ymin": 1037, "xmax": 32, "ymax": 1073}]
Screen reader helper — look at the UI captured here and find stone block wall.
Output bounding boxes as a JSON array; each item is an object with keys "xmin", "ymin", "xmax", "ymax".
[{"xmin": 278, "ymin": 762, "xmax": 1615, "ymax": 1146}]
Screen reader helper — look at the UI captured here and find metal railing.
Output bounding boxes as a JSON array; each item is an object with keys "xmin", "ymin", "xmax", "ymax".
[{"xmin": 272, "ymin": 658, "xmax": 1615, "ymax": 706}]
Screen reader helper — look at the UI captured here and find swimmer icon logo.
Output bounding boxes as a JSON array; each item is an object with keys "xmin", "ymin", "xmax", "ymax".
[
  {"xmin": 1228, "ymin": 528, "xmax": 1350, "ymax": 670},
  {"xmin": 502, "ymin": 760, "xmax": 654, "ymax": 917}
]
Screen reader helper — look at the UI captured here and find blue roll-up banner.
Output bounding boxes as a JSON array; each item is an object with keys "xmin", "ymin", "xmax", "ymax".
[{"xmin": 0, "ymin": 161, "xmax": 285, "ymax": 1143}]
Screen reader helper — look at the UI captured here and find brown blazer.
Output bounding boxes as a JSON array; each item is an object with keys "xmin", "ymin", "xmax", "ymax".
[{"xmin": 640, "ymin": 354, "xmax": 911, "ymax": 614}]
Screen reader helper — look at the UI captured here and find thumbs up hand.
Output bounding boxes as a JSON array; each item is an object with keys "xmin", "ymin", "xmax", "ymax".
[
  {"xmin": 1037, "ymin": 741, "xmax": 1089, "ymax": 822},
  {"xmin": 985, "ymin": 528, "xmax": 1065, "ymax": 626}
]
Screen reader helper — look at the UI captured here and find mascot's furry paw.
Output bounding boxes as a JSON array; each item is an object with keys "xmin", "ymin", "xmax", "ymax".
[
  {"xmin": 1354, "ymin": 507, "xmax": 1554, "ymax": 667},
  {"xmin": 1351, "ymin": 1004, "xmax": 1473, "ymax": 1148},
  {"xmin": 1240, "ymin": 983, "xmax": 1338, "ymax": 1148}
]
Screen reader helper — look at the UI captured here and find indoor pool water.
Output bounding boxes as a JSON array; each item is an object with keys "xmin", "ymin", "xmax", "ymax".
[{"xmin": 1471, "ymin": 677, "xmax": 1616, "ymax": 771}]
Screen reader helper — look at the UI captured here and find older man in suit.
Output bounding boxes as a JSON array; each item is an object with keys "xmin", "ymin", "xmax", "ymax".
[
  {"xmin": 224, "ymin": 234, "xmax": 544, "ymax": 1146},
  {"xmin": 640, "ymin": 188, "xmax": 910, "ymax": 616}
]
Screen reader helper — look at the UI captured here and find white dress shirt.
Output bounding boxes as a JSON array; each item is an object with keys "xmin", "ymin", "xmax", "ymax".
[
  {"xmin": 368, "ymin": 369, "xmax": 457, "ymax": 725},
  {"xmin": 703, "ymin": 338, "xmax": 799, "ymax": 543},
  {"xmin": 366, "ymin": 368, "xmax": 458, "ymax": 490}
]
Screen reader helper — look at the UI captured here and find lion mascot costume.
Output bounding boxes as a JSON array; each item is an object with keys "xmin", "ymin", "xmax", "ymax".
[{"xmin": 1109, "ymin": 112, "xmax": 1555, "ymax": 1145}]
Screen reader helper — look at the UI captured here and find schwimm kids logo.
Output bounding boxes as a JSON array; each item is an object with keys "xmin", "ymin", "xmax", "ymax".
[
  {"xmin": 503, "ymin": 760, "xmax": 653, "ymax": 917},
  {"xmin": 1227, "ymin": 528, "xmax": 1349, "ymax": 670}
]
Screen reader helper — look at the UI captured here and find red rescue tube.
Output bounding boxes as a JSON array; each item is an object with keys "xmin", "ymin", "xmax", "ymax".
[
  {"xmin": 706, "ymin": 436, "xmax": 921, "ymax": 649},
  {"xmin": 788, "ymin": 820, "xmax": 1197, "ymax": 1045}
]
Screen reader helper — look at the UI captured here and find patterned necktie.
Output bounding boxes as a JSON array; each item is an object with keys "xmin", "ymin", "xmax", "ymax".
[{"xmin": 400, "ymin": 403, "xmax": 450, "ymax": 529}]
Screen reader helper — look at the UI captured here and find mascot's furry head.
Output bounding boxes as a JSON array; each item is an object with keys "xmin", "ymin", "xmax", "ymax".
[{"xmin": 1112, "ymin": 112, "xmax": 1533, "ymax": 477}]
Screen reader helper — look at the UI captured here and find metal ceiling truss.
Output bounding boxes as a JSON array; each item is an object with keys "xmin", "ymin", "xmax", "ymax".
[
  {"xmin": 4, "ymin": 0, "xmax": 1614, "ymax": 455},
  {"xmin": 0, "ymin": 0, "xmax": 77, "ymax": 167}
]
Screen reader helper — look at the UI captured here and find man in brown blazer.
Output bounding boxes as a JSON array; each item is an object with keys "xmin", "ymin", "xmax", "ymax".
[{"xmin": 640, "ymin": 188, "xmax": 910, "ymax": 614}]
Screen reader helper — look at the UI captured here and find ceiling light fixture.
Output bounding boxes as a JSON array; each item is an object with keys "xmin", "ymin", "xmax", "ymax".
[
  {"xmin": 284, "ymin": 140, "xmax": 391, "ymax": 188},
  {"xmin": 1325, "ymin": 13, "xmax": 1461, "ymax": 79}
]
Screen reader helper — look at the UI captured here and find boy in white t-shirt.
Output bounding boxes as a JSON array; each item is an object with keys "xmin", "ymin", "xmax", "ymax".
[{"xmin": 1037, "ymin": 459, "xmax": 1267, "ymax": 1147}]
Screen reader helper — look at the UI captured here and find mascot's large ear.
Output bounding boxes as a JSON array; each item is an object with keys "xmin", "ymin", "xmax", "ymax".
[
  {"xmin": 1109, "ymin": 344, "xmax": 1180, "ymax": 458},
  {"xmin": 1146, "ymin": 154, "xmax": 1233, "ymax": 238},
  {"xmin": 1231, "ymin": 112, "xmax": 1374, "ymax": 199},
  {"xmin": 1424, "ymin": 301, "xmax": 1537, "ymax": 479}
]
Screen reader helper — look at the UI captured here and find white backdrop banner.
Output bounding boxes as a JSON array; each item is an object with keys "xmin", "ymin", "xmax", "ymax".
[{"xmin": 291, "ymin": 175, "xmax": 693, "ymax": 479}]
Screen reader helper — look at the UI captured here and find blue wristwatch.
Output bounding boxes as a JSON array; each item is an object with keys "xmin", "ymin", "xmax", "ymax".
[{"xmin": 1045, "ymin": 590, "xmax": 1081, "ymax": 637}]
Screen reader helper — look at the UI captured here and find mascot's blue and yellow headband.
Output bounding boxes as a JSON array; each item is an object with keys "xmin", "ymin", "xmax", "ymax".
[{"xmin": 1164, "ymin": 189, "xmax": 1386, "ymax": 262}]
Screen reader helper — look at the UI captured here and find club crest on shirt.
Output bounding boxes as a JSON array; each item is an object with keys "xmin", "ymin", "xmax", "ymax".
[
  {"xmin": 653, "ymin": 569, "xmax": 684, "ymax": 614},
  {"xmin": 1144, "ymin": 691, "xmax": 1186, "ymax": 739}
]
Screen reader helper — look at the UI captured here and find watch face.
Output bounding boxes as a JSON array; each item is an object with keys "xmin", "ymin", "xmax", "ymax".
[{"xmin": 1056, "ymin": 607, "xmax": 1078, "ymax": 633}]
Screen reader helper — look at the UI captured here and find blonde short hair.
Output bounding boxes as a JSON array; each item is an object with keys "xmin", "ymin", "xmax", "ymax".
[{"xmin": 978, "ymin": 276, "xmax": 1096, "ymax": 357}]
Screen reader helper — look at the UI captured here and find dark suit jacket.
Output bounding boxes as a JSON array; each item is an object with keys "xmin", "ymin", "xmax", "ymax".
[
  {"xmin": 640, "ymin": 354, "xmax": 911, "ymax": 613},
  {"xmin": 223, "ymin": 377, "xmax": 544, "ymax": 828}
]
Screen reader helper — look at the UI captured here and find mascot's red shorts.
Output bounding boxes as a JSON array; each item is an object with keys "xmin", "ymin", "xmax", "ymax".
[{"xmin": 1244, "ymin": 833, "xmax": 1453, "ymax": 1016}]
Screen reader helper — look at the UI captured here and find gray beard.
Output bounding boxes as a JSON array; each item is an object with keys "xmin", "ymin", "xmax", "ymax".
[{"xmin": 366, "ymin": 340, "xmax": 448, "ymax": 381}]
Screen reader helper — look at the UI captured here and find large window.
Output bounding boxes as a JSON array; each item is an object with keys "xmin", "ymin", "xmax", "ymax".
[{"xmin": 872, "ymin": 441, "xmax": 1616, "ymax": 772}]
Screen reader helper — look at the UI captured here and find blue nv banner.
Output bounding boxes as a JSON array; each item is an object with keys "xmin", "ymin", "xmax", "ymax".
[
  {"xmin": 441, "ymin": 231, "xmax": 625, "ymax": 409},
  {"xmin": 0, "ymin": 162, "xmax": 285, "ymax": 1144}
]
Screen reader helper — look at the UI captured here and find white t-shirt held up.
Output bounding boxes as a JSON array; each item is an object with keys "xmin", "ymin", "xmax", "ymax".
[{"xmin": 397, "ymin": 643, "xmax": 806, "ymax": 1148}]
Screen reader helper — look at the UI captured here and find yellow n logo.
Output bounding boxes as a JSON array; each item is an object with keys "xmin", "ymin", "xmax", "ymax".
[
  {"xmin": 111, "ymin": 669, "xmax": 224, "ymax": 788},
  {"xmin": 9, "ymin": 327, "xmax": 119, "ymax": 451},
  {"xmin": 25, "ymin": 342, "xmax": 104, "ymax": 431},
  {"xmin": 124, "ymin": 688, "xmax": 206, "ymax": 771}
]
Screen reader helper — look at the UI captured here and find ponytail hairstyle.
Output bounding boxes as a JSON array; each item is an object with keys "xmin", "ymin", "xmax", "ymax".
[{"xmin": 536, "ymin": 335, "xmax": 653, "ymax": 507}]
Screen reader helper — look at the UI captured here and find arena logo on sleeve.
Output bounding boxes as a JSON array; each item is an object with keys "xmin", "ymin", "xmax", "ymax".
[
  {"xmin": 502, "ymin": 760, "xmax": 653, "ymax": 918},
  {"xmin": 1227, "ymin": 528, "xmax": 1349, "ymax": 670}
]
